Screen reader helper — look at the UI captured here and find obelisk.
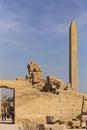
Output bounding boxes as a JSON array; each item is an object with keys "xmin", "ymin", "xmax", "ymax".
[
  {"xmin": 0, "ymin": 88, "xmax": 1, "ymax": 115},
  {"xmin": 69, "ymin": 20, "xmax": 78, "ymax": 92}
]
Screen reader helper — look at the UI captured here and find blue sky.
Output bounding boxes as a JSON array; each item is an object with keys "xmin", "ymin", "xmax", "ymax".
[{"xmin": 0, "ymin": 0, "xmax": 87, "ymax": 93}]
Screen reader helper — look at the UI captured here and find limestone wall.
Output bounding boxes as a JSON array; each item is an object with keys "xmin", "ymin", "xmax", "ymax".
[
  {"xmin": 0, "ymin": 80, "xmax": 84, "ymax": 124},
  {"xmin": 0, "ymin": 80, "xmax": 32, "ymax": 123}
]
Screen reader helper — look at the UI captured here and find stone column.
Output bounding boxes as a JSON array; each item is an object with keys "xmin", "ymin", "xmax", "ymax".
[{"xmin": 69, "ymin": 20, "xmax": 78, "ymax": 92}]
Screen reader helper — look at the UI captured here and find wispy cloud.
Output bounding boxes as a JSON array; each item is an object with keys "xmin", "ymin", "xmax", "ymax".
[{"xmin": 0, "ymin": 0, "xmax": 70, "ymax": 46}]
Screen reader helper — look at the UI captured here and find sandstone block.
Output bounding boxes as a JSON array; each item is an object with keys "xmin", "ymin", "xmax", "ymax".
[
  {"xmin": 83, "ymin": 101, "xmax": 87, "ymax": 105},
  {"xmin": 16, "ymin": 78, "xmax": 24, "ymax": 80},
  {"xmin": 83, "ymin": 95, "xmax": 87, "ymax": 101},
  {"xmin": 27, "ymin": 61, "xmax": 42, "ymax": 73}
]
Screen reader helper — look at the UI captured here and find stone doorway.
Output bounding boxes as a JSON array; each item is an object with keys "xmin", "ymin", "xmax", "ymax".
[{"xmin": 0, "ymin": 87, "xmax": 15, "ymax": 124}]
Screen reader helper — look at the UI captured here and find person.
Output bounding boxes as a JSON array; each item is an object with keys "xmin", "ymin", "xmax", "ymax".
[
  {"xmin": 1, "ymin": 111, "xmax": 4, "ymax": 121},
  {"xmin": 3, "ymin": 111, "xmax": 6, "ymax": 121},
  {"xmin": 10, "ymin": 111, "xmax": 14, "ymax": 121},
  {"xmin": 1, "ymin": 111, "xmax": 6, "ymax": 121}
]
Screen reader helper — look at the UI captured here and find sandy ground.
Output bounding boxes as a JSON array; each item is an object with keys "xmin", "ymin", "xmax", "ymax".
[
  {"xmin": 0, "ymin": 124, "xmax": 22, "ymax": 130},
  {"xmin": 0, "ymin": 117, "xmax": 22, "ymax": 130},
  {"xmin": 0, "ymin": 124, "xmax": 86, "ymax": 130}
]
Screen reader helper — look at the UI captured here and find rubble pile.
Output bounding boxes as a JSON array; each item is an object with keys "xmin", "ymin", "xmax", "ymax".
[
  {"xmin": 26, "ymin": 62, "xmax": 67, "ymax": 94},
  {"xmin": 43, "ymin": 75, "xmax": 67, "ymax": 93}
]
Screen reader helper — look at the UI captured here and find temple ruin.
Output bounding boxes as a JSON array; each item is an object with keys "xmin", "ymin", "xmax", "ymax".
[{"xmin": 0, "ymin": 21, "xmax": 87, "ymax": 129}]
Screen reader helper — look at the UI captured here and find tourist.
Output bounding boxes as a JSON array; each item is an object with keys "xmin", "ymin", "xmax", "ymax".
[
  {"xmin": 1, "ymin": 111, "xmax": 6, "ymax": 121},
  {"xmin": 1, "ymin": 111, "xmax": 4, "ymax": 121},
  {"xmin": 3, "ymin": 111, "xmax": 6, "ymax": 121},
  {"xmin": 10, "ymin": 111, "xmax": 14, "ymax": 121}
]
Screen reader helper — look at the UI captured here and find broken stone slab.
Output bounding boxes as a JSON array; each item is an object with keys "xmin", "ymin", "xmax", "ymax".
[{"xmin": 46, "ymin": 116, "xmax": 64, "ymax": 124}]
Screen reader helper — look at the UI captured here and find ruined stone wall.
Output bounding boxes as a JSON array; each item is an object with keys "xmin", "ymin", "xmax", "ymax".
[
  {"xmin": 0, "ymin": 62, "xmax": 85, "ymax": 124},
  {"xmin": 0, "ymin": 80, "xmax": 32, "ymax": 123},
  {"xmin": 26, "ymin": 62, "xmax": 45, "ymax": 90},
  {"xmin": 0, "ymin": 79, "xmax": 85, "ymax": 124}
]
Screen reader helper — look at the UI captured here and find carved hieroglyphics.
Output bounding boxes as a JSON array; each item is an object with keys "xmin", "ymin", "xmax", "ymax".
[{"xmin": 0, "ymin": 21, "xmax": 87, "ymax": 125}]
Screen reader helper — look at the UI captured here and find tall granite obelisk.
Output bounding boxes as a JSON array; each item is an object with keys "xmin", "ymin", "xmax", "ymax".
[{"xmin": 69, "ymin": 20, "xmax": 78, "ymax": 92}]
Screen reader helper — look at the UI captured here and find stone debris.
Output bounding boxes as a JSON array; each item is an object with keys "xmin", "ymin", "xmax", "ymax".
[
  {"xmin": 46, "ymin": 116, "xmax": 55, "ymax": 124},
  {"xmin": 18, "ymin": 119, "xmax": 67, "ymax": 130},
  {"xmin": 46, "ymin": 116, "xmax": 64, "ymax": 124},
  {"xmin": 68, "ymin": 119, "xmax": 81, "ymax": 128},
  {"xmin": 26, "ymin": 62, "xmax": 67, "ymax": 93},
  {"xmin": 18, "ymin": 119, "xmax": 45, "ymax": 130},
  {"xmin": 43, "ymin": 75, "xmax": 67, "ymax": 93}
]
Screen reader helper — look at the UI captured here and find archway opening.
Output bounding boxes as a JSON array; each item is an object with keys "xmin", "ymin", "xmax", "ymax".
[{"xmin": 0, "ymin": 87, "xmax": 15, "ymax": 124}]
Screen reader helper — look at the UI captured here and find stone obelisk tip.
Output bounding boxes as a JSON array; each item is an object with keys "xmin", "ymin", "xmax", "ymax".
[{"xmin": 70, "ymin": 20, "xmax": 76, "ymax": 27}]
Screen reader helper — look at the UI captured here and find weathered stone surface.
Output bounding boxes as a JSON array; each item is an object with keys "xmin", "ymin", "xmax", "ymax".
[
  {"xmin": 0, "ymin": 63, "xmax": 86, "ymax": 125},
  {"xmin": 69, "ymin": 20, "xmax": 78, "ymax": 92},
  {"xmin": 43, "ymin": 75, "xmax": 67, "ymax": 93},
  {"xmin": 68, "ymin": 119, "xmax": 81, "ymax": 128},
  {"xmin": 27, "ymin": 61, "xmax": 42, "ymax": 73},
  {"xmin": 83, "ymin": 95, "xmax": 87, "ymax": 101},
  {"xmin": 45, "ymin": 124, "xmax": 66, "ymax": 130},
  {"xmin": 19, "ymin": 119, "xmax": 44, "ymax": 130},
  {"xmin": 26, "ymin": 62, "xmax": 45, "ymax": 90}
]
